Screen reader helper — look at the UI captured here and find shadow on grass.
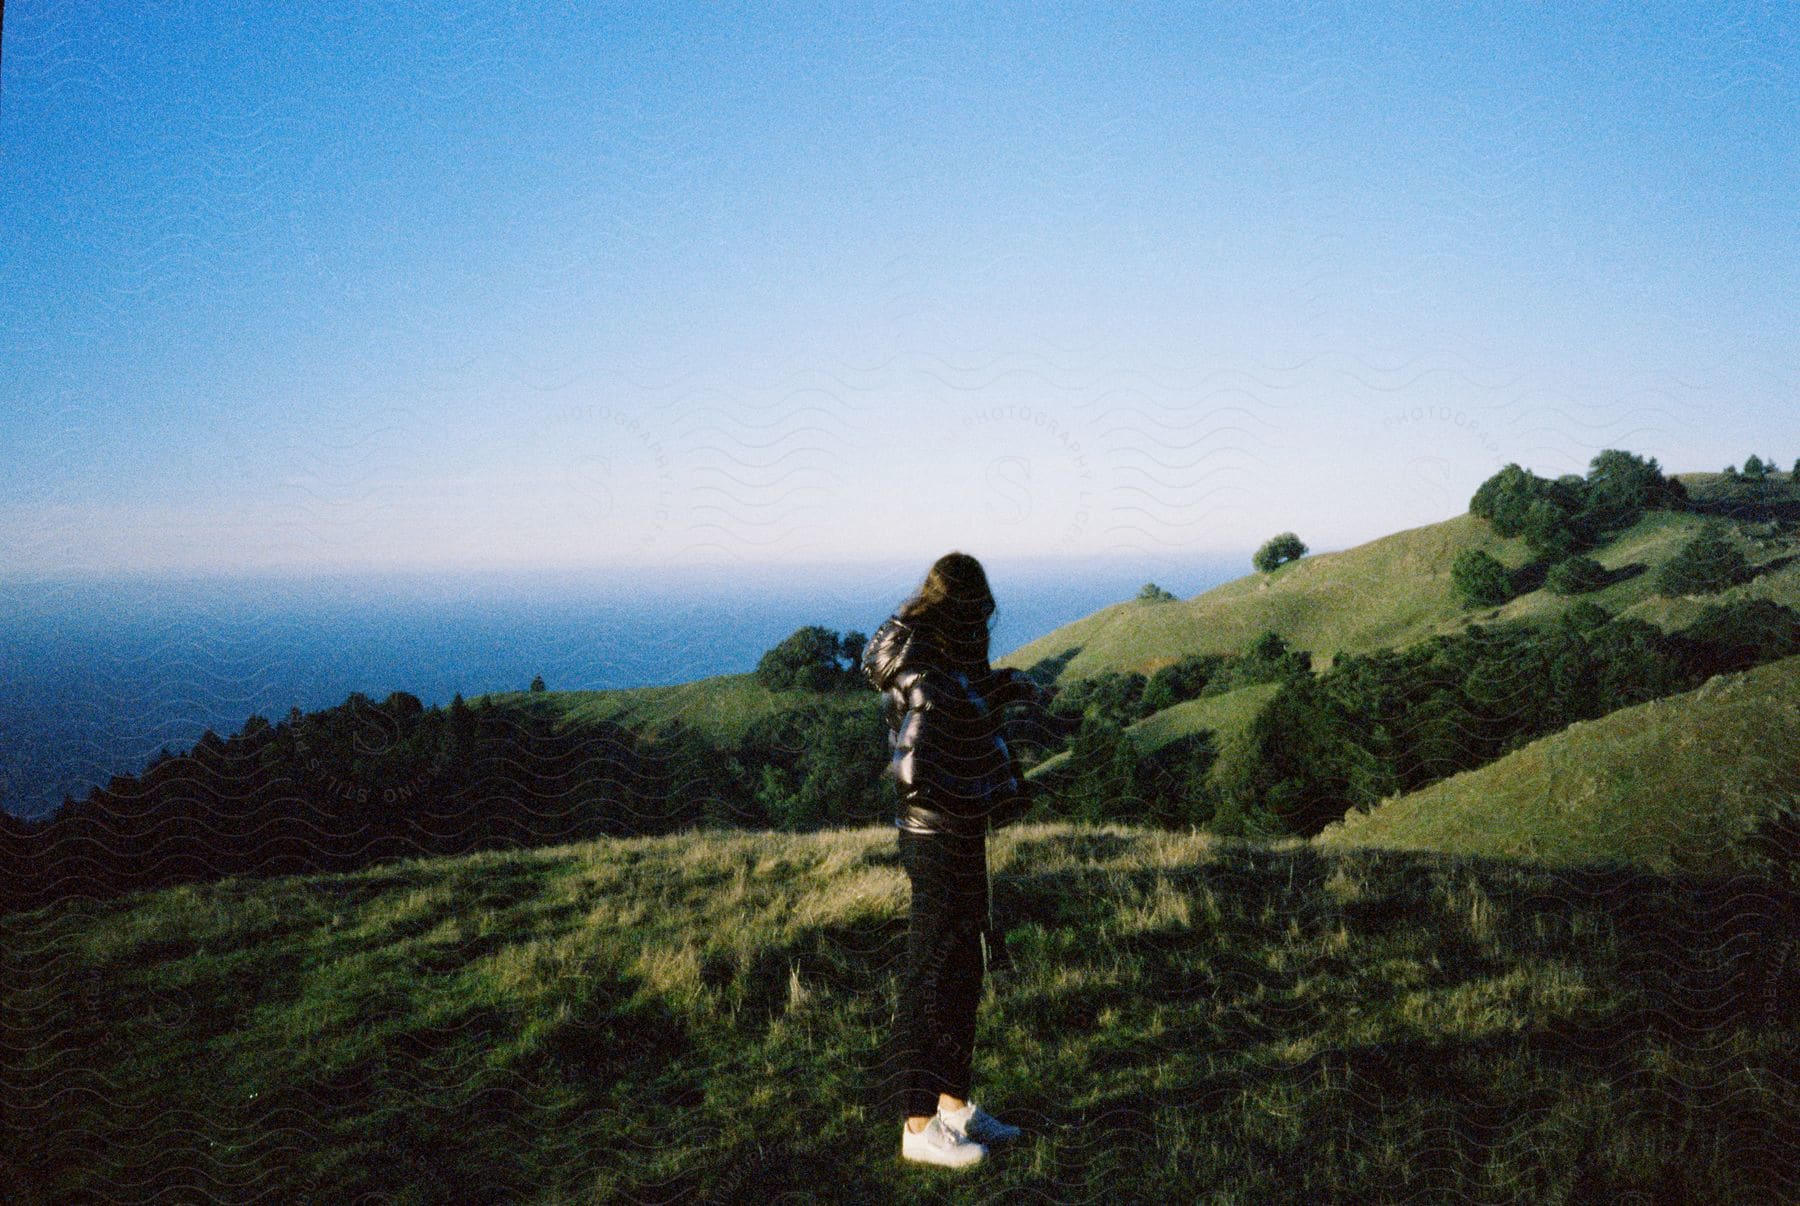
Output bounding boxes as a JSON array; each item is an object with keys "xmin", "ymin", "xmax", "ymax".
[
  {"xmin": 991, "ymin": 844, "xmax": 1798, "ymax": 1030},
  {"xmin": 1748, "ymin": 551, "xmax": 1799, "ymax": 581},
  {"xmin": 1687, "ymin": 494, "xmax": 1800, "ymax": 523},
  {"xmin": 965, "ymin": 844, "xmax": 1798, "ymax": 1200},
  {"xmin": 1025, "ymin": 646, "xmax": 1083, "ymax": 683},
  {"xmin": 1600, "ymin": 561, "xmax": 1647, "ymax": 588}
]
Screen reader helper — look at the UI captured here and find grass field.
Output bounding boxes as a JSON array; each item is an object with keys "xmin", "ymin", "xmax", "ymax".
[
  {"xmin": 1316, "ymin": 654, "xmax": 1800, "ymax": 877},
  {"xmin": 6, "ymin": 822, "xmax": 1796, "ymax": 1203},
  {"xmin": 1000, "ymin": 475, "xmax": 1800, "ymax": 682}
]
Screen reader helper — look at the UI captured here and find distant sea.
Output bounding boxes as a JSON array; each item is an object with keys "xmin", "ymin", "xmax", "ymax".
[{"xmin": 1, "ymin": 552, "xmax": 1245, "ymax": 820}]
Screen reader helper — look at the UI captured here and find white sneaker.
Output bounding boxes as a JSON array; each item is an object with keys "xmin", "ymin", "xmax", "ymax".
[
  {"xmin": 901, "ymin": 1115, "xmax": 987, "ymax": 1167},
  {"xmin": 941, "ymin": 1101, "xmax": 1022, "ymax": 1145}
]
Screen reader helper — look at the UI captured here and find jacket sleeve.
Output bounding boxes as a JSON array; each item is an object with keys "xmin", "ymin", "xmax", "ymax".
[
  {"xmin": 861, "ymin": 618, "xmax": 912, "ymax": 693},
  {"xmin": 863, "ymin": 618, "xmax": 955, "ymax": 710}
]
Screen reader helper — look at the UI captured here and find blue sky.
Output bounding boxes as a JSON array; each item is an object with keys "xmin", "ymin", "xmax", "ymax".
[{"xmin": 3, "ymin": 3, "xmax": 1795, "ymax": 579}]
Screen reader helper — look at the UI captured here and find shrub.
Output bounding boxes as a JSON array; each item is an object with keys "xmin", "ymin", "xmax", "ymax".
[
  {"xmin": 1141, "ymin": 653, "xmax": 1224, "ymax": 713},
  {"xmin": 1451, "ymin": 549, "xmax": 1512, "ymax": 608},
  {"xmin": 1678, "ymin": 599, "xmax": 1800, "ymax": 675},
  {"xmin": 1546, "ymin": 555, "xmax": 1607, "ymax": 596},
  {"xmin": 1137, "ymin": 582, "xmax": 1177, "ymax": 602},
  {"xmin": 1050, "ymin": 670, "xmax": 1149, "ymax": 727},
  {"xmin": 1654, "ymin": 523, "xmax": 1748, "ymax": 597},
  {"xmin": 1253, "ymin": 532, "xmax": 1307, "ymax": 573}
]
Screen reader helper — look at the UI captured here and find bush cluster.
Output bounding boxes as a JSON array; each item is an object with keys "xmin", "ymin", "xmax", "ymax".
[
  {"xmin": 1470, "ymin": 449, "xmax": 1687, "ymax": 562},
  {"xmin": 1654, "ymin": 523, "xmax": 1749, "ymax": 597}
]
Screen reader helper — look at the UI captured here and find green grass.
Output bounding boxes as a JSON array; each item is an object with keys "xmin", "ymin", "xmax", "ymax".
[
  {"xmin": 475, "ymin": 673, "xmax": 869, "ymax": 745},
  {"xmin": 6, "ymin": 823, "xmax": 1795, "ymax": 1202},
  {"xmin": 1000, "ymin": 478, "xmax": 1800, "ymax": 683},
  {"xmin": 1316, "ymin": 655, "xmax": 1800, "ymax": 876},
  {"xmin": 1027, "ymin": 682, "xmax": 1281, "ymax": 785},
  {"xmin": 1000, "ymin": 514, "xmax": 1533, "ymax": 679},
  {"xmin": 1127, "ymin": 682, "xmax": 1285, "ymax": 756}
]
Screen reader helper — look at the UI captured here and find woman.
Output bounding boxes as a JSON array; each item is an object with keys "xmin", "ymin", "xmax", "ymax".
[{"xmin": 860, "ymin": 551, "xmax": 1049, "ymax": 1168}]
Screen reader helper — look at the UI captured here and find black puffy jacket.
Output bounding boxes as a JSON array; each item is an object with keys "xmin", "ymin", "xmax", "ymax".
[{"xmin": 860, "ymin": 614, "xmax": 1039, "ymax": 835}]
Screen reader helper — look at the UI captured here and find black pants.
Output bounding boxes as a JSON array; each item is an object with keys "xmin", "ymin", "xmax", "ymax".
[{"xmin": 891, "ymin": 827, "xmax": 989, "ymax": 1119}]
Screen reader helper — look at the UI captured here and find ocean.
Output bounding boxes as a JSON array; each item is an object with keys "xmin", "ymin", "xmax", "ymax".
[{"xmin": 0, "ymin": 552, "xmax": 1244, "ymax": 820}]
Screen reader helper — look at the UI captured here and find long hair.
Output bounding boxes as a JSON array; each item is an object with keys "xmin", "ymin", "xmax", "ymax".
[{"xmin": 896, "ymin": 551, "xmax": 997, "ymax": 669}]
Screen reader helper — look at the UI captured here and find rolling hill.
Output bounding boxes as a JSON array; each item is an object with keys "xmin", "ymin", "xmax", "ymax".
[
  {"xmin": 1315, "ymin": 653, "xmax": 1800, "ymax": 876},
  {"xmin": 999, "ymin": 473, "xmax": 1800, "ymax": 684}
]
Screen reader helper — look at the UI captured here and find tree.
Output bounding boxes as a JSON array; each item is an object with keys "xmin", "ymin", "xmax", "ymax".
[
  {"xmin": 1451, "ymin": 548, "xmax": 1512, "ymax": 608},
  {"xmin": 756, "ymin": 625, "xmax": 854, "ymax": 692},
  {"xmin": 1546, "ymin": 555, "xmax": 1607, "ymax": 596},
  {"xmin": 1654, "ymin": 523, "xmax": 1748, "ymax": 597},
  {"xmin": 1470, "ymin": 463, "xmax": 1545, "ymax": 536},
  {"xmin": 1792, "ymin": 458, "xmax": 1799, "ymax": 481},
  {"xmin": 529, "ymin": 675, "xmax": 546, "ymax": 693},
  {"xmin": 1050, "ymin": 670, "xmax": 1149, "ymax": 728},
  {"xmin": 1744, "ymin": 454, "xmax": 1767, "ymax": 482},
  {"xmin": 1521, "ymin": 497, "xmax": 1579, "ymax": 560},
  {"xmin": 1679, "ymin": 599, "xmax": 1800, "ymax": 676},
  {"xmin": 1136, "ymin": 730, "xmax": 1219, "ymax": 827},
  {"xmin": 1137, "ymin": 582, "xmax": 1177, "ymax": 602},
  {"xmin": 1253, "ymin": 532, "xmax": 1307, "ymax": 573},
  {"xmin": 1584, "ymin": 449, "xmax": 1678, "ymax": 526}
]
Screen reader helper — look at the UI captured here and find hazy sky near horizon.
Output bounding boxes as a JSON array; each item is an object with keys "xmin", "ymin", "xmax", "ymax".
[{"xmin": 3, "ymin": 4, "xmax": 1795, "ymax": 579}]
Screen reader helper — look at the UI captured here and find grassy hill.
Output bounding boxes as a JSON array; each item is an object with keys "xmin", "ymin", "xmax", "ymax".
[
  {"xmin": 1026, "ymin": 682, "xmax": 1280, "ymax": 784},
  {"xmin": 999, "ymin": 473, "xmax": 1800, "ymax": 683},
  {"xmin": 475, "ymin": 673, "xmax": 870, "ymax": 745},
  {"xmin": 1316, "ymin": 654, "xmax": 1800, "ymax": 876},
  {"xmin": 5, "ymin": 822, "xmax": 1795, "ymax": 1202}
]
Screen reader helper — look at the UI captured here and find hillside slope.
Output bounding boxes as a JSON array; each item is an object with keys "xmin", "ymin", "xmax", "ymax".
[
  {"xmin": 1026, "ymin": 681, "xmax": 1280, "ymax": 783},
  {"xmin": 1316, "ymin": 654, "xmax": 1800, "ymax": 876},
  {"xmin": 4, "ymin": 823, "xmax": 1794, "ymax": 1201},
  {"xmin": 999, "ymin": 473, "xmax": 1800, "ymax": 683},
  {"xmin": 475, "ymin": 673, "xmax": 871, "ymax": 745}
]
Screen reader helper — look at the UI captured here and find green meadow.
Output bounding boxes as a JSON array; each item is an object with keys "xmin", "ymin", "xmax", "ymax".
[{"xmin": 5, "ymin": 822, "xmax": 1795, "ymax": 1202}]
